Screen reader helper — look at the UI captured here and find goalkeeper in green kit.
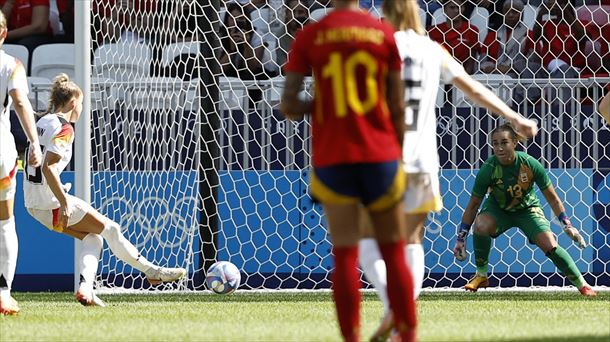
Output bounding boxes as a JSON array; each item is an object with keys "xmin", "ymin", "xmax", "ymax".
[{"xmin": 452, "ymin": 123, "xmax": 597, "ymax": 296}]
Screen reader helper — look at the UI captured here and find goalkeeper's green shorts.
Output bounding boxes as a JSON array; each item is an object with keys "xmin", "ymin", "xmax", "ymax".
[{"xmin": 479, "ymin": 200, "xmax": 551, "ymax": 244}]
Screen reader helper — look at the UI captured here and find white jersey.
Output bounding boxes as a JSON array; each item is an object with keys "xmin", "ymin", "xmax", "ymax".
[
  {"xmin": 395, "ymin": 30, "xmax": 465, "ymax": 173},
  {"xmin": 0, "ymin": 50, "xmax": 29, "ymax": 166},
  {"xmin": 24, "ymin": 114, "xmax": 75, "ymax": 210}
]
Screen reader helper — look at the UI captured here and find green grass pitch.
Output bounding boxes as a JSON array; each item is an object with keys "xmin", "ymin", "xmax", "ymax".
[{"xmin": 1, "ymin": 291, "xmax": 608, "ymax": 341}]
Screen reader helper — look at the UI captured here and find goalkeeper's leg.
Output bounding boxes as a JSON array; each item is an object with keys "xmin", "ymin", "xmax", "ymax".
[
  {"xmin": 534, "ymin": 231, "xmax": 596, "ymax": 296},
  {"xmin": 467, "ymin": 213, "xmax": 499, "ymax": 292}
]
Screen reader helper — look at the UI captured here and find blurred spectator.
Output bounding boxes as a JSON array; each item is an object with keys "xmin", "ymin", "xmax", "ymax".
[
  {"xmin": 92, "ymin": 0, "xmax": 155, "ymax": 50},
  {"xmin": 532, "ymin": 0, "xmax": 600, "ymax": 78},
  {"xmin": 480, "ymin": 0, "xmax": 543, "ymax": 105},
  {"xmin": 463, "ymin": 0, "xmax": 507, "ymax": 30},
  {"xmin": 218, "ymin": 2, "xmax": 267, "ymax": 79},
  {"xmin": 55, "ymin": 0, "xmax": 73, "ymax": 43},
  {"xmin": 274, "ymin": 0, "xmax": 310, "ymax": 71},
  {"xmin": 419, "ymin": 0, "xmax": 442, "ymax": 28},
  {"xmin": 428, "ymin": 0, "xmax": 480, "ymax": 73},
  {"xmin": 0, "ymin": 0, "xmax": 54, "ymax": 70},
  {"xmin": 480, "ymin": 0, "xmax": 536, "ymax": 75}
]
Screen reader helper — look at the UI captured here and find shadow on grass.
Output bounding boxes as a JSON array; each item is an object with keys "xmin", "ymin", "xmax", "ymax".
[
  {"xmin": 418, "ymin": 291, "xmax": 610, "ymax": 302},
  {"xmin": 510, "ymin": 335, "xmax": 610, "ymax": 342}
]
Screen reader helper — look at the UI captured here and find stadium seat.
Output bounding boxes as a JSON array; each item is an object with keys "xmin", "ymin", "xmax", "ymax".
[
  {"xmin": 522, "ymin": 4, "xmax": 538, "ymax": 30},
  {"xmin": 31, "ymin": 43, "xmax": 75, "ymax": 79},
  {"xmin": 93, "ymin": 42, "xmax": 152, "ymax": 82},
  {"xmin": 26, "ymin": 76, "xmax": 52, "ymax": 112},
  {"xmin": 470, "ymin": 7, "xmax": 489, "ymax": 44},
  {"xmin": 2, "ymin": 44, "xmax": 29, "ymax": 70},
  {"xmin": 161, "ymin": 42, "xmax": 199, "ymax": 67},
  {"xmin": 576, "ymin": 5, "xmax": 610, "ymax": 25},
  {"xmin": 419, "ymin": 7, "xmax": 427, "ymax": 27},
  {"xmin": 310, "ymin": 7, "xmax": 333, "ymax": 22},
  {"xmin": 431, "ymin": 7, "xmax": 445, "ymax": 26},
  {"xmin": 251, "ymin": 8, "xmax": 271, "ymax": 37}
]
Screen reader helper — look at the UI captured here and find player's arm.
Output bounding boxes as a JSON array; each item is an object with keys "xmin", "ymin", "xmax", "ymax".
[
  {"xmin": 9, "ymin": 88, "xmax": 42, "ymax": 167},
  {"xmin": 6, "ymin": 4, "xmax": 50, "ymax": 40},
  {"xmin": 386, "ymin": 69, "xmax": 405, "ymax": 147},
  {"xmin": 280, "ymin": 72, "xmax": 312, "ymax": 121},
  {"xmin": 453, "ymin": 194, "xmax": 484, "ymax": 261},
  {"xmin": 453, "ymin": 163, "xmax": 491, "ymax": 260},
  {"xmin": 599, "ymin": 91, "xmax": 610, "ymax": 125},
  {"xmin": 41, "ymin": 151, "xmax": 72, "ymax": 230},
  {"xmin": 541, "ymin": 185, "xmax": 586, "ymax": 248},
  {"xmin": 452, "ymin": 74, "xmax": 538, "ymax": 138}
]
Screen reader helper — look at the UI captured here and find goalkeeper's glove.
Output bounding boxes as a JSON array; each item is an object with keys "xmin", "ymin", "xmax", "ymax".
[
  {"xmin": 453, "ymin": 222, "xmax": 471, "ymax": 261},
  {"xmin": 558, "ymin": 212, "xmax": 586, "ymax": 249}
]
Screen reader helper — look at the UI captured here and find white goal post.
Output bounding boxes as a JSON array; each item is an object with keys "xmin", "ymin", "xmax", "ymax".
[{"xmin": 69, "ymin": 0, "xmax": 610, "ymax": 292}]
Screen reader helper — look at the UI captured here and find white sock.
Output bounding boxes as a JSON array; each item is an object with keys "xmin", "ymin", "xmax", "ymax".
[
  {"xmin": 405, "ymin": 244, "xmax": 425, "ymax": 299},
  {"xmin": 0, "ymin": 217, "xmax": 17, "ymax": 297},
  {"xmin": 79, "ymin": 234, "xmax": 103, "ymax": 292},
  {"xmin": 359, "ymin": 238, "xmax": 390, "ymax": 314},
  {"xmin": 100, "ymin": 221, "xmax": 157, "ymax": 274}
]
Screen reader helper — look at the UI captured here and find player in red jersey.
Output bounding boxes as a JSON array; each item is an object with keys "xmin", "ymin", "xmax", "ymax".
[{"xmin": 280, "ymin": 1, "xmax": 416, "ymax": 341}]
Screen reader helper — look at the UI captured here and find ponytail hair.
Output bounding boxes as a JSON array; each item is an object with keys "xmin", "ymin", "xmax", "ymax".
[
  {"xmin": 491, "ymin": 122, "xmax": 528, "ymax": 142},
  {"xmin": 47, "ymin": 73, "xmax": 82, "ymax": 114},
  {"xmin": 382, "ymin": 0, "xmax": 425, "ymax": 35}
]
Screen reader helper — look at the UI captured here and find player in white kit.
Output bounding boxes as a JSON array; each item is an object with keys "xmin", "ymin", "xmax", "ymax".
[
  {"xmin": 0, "ymin": 11, "xmax": 43, "ymax": 315},
  {"xmin": 23, "ymin": 74, "xmax": 186, "ymax": 307},
  {"xmin": 361, "ymin": 1, "xmax": 539, "ymax": 339}
]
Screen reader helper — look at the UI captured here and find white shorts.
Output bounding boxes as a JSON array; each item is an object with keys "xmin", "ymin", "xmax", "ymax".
[
  {"xmin": 0, "ymin": 158, "xmax": 17, "ymax": 201},
  {"xmin": 27, "ymin": 195, "xmax": 92, "ymax": 232},
  {"xmin": 403, "ymin": 173, "xmax": 443, "ymax": 214}
]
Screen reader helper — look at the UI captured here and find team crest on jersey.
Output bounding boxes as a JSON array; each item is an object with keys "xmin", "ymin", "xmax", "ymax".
[{"xmin": 519, "ymin": 172, "xmax": 529, "ymax": 183}]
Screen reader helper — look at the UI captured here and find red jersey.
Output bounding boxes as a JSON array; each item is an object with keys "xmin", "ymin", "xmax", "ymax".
[
  {"xmin": 285, "ymin": 9, "xmax": 402, "ymax": 167},
  {"xmin": 428, "ymin": 21, "xmax": 480, "ymax": 64},
  {"xmin": 0, "ymin": 0, "xmax": 52, "ymax": 35},
  {"xmin": 535, "ymin": 20, "xmax": 596, "ymax": 69}
]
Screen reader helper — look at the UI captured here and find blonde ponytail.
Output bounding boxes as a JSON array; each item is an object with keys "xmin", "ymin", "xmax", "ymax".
[
  {"xmin": 47, "ymin": 73, "xmax": 82, "ymax": 114},
  {"xmin": 383, "ymin": 0, "xmax": 425, "ymax": 35}
]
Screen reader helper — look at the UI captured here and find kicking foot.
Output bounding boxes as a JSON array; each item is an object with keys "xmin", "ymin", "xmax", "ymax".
[
  {"xmin": 465, "ymin": 275, "xmax": 489, "ymax": 292},
  {"xmin": 370, "ymin": 311, "xmax": 393, "ymax": 342},
  {"xmin": 579, "ymin": 285, "xmax": 597, "ymax": 297},
  {"xmin": 75, "ymin": 288, "xmax": 106, "ymax": 307},
  {"xmin": 146, "ymin": 267, "xmax": 187, "ymax": 286},
  {"xmin": 0, "ymin": 295, "xmax": 20, "ymax": 315}
]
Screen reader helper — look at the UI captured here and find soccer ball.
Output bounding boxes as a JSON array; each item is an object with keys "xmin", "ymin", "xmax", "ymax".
[{"xmin": 206, "ymin": 261, "xmax": 241, "ymax": 294}]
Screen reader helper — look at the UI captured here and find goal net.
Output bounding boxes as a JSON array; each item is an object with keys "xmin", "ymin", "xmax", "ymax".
[{"xmin": 82, "ymin": 0, "xmax": 609, "ymax": 292}]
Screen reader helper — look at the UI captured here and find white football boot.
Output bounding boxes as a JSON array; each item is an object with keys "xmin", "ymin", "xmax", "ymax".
[{"xmin": 146, "ymin": 267, "xmax": 187, "ymax": 285}]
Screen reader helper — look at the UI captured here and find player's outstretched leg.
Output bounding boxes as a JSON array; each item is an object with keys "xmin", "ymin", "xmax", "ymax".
[
  {"xmin": 546, "ymin": 246, "xmax": 597, "ymax": 297},
  {"xmin": 0, "ymin": 216, "xmax": 19, "ymax": 315},
  {"xmin": 465, "ymin": 232, "xmax": 491, "ymax": 292},
  {"xmin": 100, "ymin": 221, "xmax": 186, "ymax": 285},
  {"xmin": 75, "ymin": 233, "xmax": 106, "ymax": 307}
]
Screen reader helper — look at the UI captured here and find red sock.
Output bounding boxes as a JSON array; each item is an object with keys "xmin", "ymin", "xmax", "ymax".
[
  {"xmin": 379, "ymin": 241, "xmax": 417, "ymax": 342},
  {"xmin": 332, "ymin": 245, "xmax": 360, "ymax": 342}
]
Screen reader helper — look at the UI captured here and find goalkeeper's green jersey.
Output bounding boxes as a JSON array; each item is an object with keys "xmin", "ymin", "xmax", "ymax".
[{"xmin": 471, "ymin": 151, "xmax": 552, "ymax": 212}]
